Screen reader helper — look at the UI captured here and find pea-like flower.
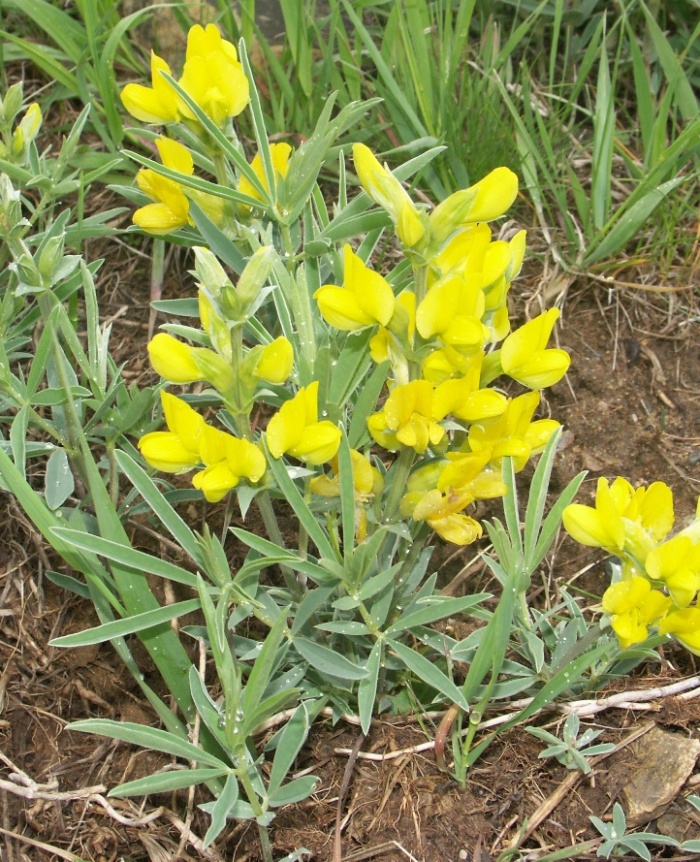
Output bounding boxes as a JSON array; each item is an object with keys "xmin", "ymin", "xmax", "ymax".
[
  {"xmin": 602, "ymin": 575, "xmax": 671, "ymax": 649},
  {"xmin": 266, "ymin": 381, "xmax": 341, "ymax": 465},
  {"xmin": 416, "ymin": 275, "xmax": 488, "ymax": 354},
  {"xmin": 500, "ymin": 308, "xmax": 571, "ymax": 389},
  {"xmin": 121, "ymin": 25, "xmax": 249, "ymax": 128},
  {"xmin": 563, "ymin": 478, "xmax": 674, "ymax": 561},
  {"xmin": 121, "ymin": 51, "xmax": 180, "ymax": 124},
  {"xmin": 467, "ymin": 390, "xmax": 559, "ymax": 472},
  {"xmin": 147, "ymin": 333, "xmax": 211, "ymax": 384},
  {"xmin": 139, "ymin": 391, "xmax": 205, "ymax": 473},
  {"xmin": 193, "ymin": 425, "xmax": 266, "ymax": 503},
  {"xmin": 429, "ymin": 167, "xmax": 519, "ymax": 247},
  {"xmin": 133, "ymin": 137, "xmax": 223, "ymax": 235},
  {"xmin": 659, "ymin": 606, "xmax": 700, "ymax": 655},
  {"xmin": 315, "ymin": 245, "xmax": 395, "ymax": 331},
  {"xmin": 401, "ymin": 487, "xmax": 483, "ymax": 546},
  {"xmin": 310, "ymin": 449, "xmax": 384, "ymax": 542},
  {"xmin": 352, "ymin": 144, "xmax": 425, "ymax": 248},
  {"xmin": 178, "ymin": 24, "xmax": 249, "ymax": 125},
  {"xmin": 251, "ymin": 337, "xmax": 294, "ymax": 385},
  {"xmin": 645, "ymin": 535, "xmax": 700, "ymax": 608},
  {"xmin": 368, "ymin": 380, "xmax": 446, "ymax": 454}
]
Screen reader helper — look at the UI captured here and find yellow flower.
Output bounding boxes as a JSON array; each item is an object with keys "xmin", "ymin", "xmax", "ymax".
[
  {"xmin": 401, "ymin": 487, "xmax": 483, "ymax": 545},
  {"xmin": 133, "ymin": 137, "xmax": 223, "ymax": 235},
  {"xmin": 659, "ymin": 606, "xmax": 700, "ymax": 655},
  {"xmin": 368, "ymin": 380, "xmax": 445, "ymax": 454},
  {"xmin": 438, "ymin": 451, "xmax": 507, "ymax": 501},
  {"xmin": 428, "ymin": 167, "xmax": 518, "ymax": 246},
  {"xmin": 563, "ymin": 477, "xmax": 632, "ymax": 551},
  {"xmin": 315, "ymin": 245, "xmax": 395, "ymax": 331},
  {"xmin": 178, "ymin": 24, "xmax": 249, "ymax": 125},
  {"xmin": 121, "ymin": 51, "xmax": 180, "ymax": 124},
  {"xmin": 238, "ymin": 142, "xmax": 292, "ymax": 207},
  {"xmin": 467, "ymin": 390, "xmax": 559, "ymax": 472},
  {"xmin": 266, "ymin": 381, "xmax": 341, "ymax": 465},
  {"xmin": 193, "ymin": 425, "xmax": 266, "ymax": 503},
  {"xmin": 431, "ymin": 223, "xmax": 492, "ymax": 278},
  {"xmin": 432, "ymin": 361, "xmax": 508, "ymax": 424},
  {"xmin": 645, "ymin": 535, "xmax": 700, "ymax": 608},
  {"xmin": 252, "ymin": 337, "xmax": 294, "ymax": 384},
  {"xmin": 500, "ymin": 308, "xmax": 571, "ymax": 389},
  {"xmin": 352, "ymin": 143, "xmax": 425, "ymax": 248},
  {"xmin": 138, "ymin": 391, "xmax": 205, "ymax": 472},
  {"xmin": 415, "ymin": 275, "xmax": 488, "ymax": 354},
  {"xmin": 148, "ymin": 333, "xmax": 205, "ymax": 383},
  {"xmin": 564, "ymin": 478, "xmax": 676, "ymax": 564},
  {"xmin": 602, "ymin": 576, "xmax": 671, "ymax": 649}
]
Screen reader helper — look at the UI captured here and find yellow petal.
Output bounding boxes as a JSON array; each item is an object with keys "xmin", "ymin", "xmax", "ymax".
[
  {"xmin": 563, "ymin": 503, "xmax": 623, "ymax": 550},
  {"xmin": 161, "ymin": 391, "xmax": 205, "ymax": 452},
  {"xmin": 289, "ymin": 422, "xmax": 342, "ymax": 465},
  {"xmin": 462, "ymin": 167, "xmax": 519, "ymax": 222},
  {"xmin": 121, "ymin": 53, "xmax": 179, "ymax": 123},
  {"xmin": 193, "ymin": 462, "xmax": 240, "ymax": 502},
  {"xmin": 139, "ymin": 431, "xmax": 200, "ymax": 473},
  {"xmin": 148, "ymin": 333, "xmax": 204, "ymax": 382},
  {"xmin": 254, "ymin": 337, "xmax": 294, "ymax": 383}
]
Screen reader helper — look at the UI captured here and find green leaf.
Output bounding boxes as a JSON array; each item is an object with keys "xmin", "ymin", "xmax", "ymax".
[
  {"xmin": 358, "ymin": 640, "xmax": 382, "ymax": 735},
  {"xmin": 68, "ymin": 719, "xmax": 228, "ymax": 768},
  {"xmin": 262, "ymin": 440, "xmax": 336, "ymax": 561},
  {"xmin": 268, "ymin": 775, "xmax": 318, "ymax": 808},
  {"xmin": 241, "ymin": 611, "xmax": 289, "ymax": 725},
  {"xmin": 203, "ymin": 773, "xmax": 240, "ymax": 847},
  {"xmin": 44, "ymin": 449, "xmax": 75, "ymax": 511},
  {"xmin": 109, "ymin": 767, "xmax": 228, "ymax": 798},
  {"xmin": 50, "ymin": 599, "xmax": 202, "ymax": 647},
  {"xmin": 115, "ymin": 450, "xmax": 203, "ymax": 566},
  {"xmin": 583, "ymin": 177, "xmax": 687, "ymax": 265},
  {"xmin": 388, "ymin": 638, "xmax": 468, "ymax": 710},
  {"xmin": 267, "ymin": 703, "xmax": 311, "ymax": 797},
  {"xmin": 385, "ymin": 594, "xmax": 489, "ymax": 635},
  {"xmin": 292, "ymin": 637, "xmax": 368, "ymax": 680},
  {"xmin": 51, "ymin": 527, "xmax": 200, "ymax": 588},
  {"xmin": 189, "ymin": 202, "xmax": 245, "ymax": 275},
  {"xmin": 314, "ymin": 621, "xmax": 370, "ymax": 635}
]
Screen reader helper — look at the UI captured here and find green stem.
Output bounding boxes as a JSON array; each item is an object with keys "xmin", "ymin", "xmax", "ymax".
[
  {"xmin": 279, "ymin": 224, "xmax": 316, "ymax": 372},
  {"xmin": 383, "ymin": 446, "xmax": 416, "ymax": 523}
]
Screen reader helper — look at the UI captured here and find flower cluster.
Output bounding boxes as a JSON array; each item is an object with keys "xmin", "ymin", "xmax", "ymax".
[
  {"xmin": 563, "ymin": 478, "xmax": 700, "ymax": 653},
  {"xmin": 139, "ymin": 391, "xmax": 265, "ymax": 503},
  {"xmin": 311, "ymin": 146, "xmax": 569, "ymax": 544},
  {"xmin": 123, "ymin": 23, "xmax": 570, "ymax": 549}
]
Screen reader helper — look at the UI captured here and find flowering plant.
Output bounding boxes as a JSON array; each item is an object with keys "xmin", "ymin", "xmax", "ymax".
[{"xmin": 2, "ymin": 22, "xmax": 693, "ymax": 859}]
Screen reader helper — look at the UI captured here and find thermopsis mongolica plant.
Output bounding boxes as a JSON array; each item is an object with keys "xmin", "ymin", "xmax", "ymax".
[{"xmin": 0, "ymin": 23, "xmax": 698, "ymax": 859}]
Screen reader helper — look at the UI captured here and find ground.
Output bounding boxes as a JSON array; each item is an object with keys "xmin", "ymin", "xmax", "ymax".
[{"xmin": 1, "ymin": 220, "xmax": 699, "ymax": 862}]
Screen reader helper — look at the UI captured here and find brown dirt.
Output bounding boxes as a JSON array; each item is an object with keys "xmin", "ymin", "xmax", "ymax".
[{"xmin": 1, "ymin": 179, "xmax": 700, "ymax": 859}]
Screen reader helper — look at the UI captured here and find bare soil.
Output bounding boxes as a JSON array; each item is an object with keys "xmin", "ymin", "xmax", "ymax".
[{"xmin": 1, "ymin": 223, "xmax": 699, "ymax": 862}]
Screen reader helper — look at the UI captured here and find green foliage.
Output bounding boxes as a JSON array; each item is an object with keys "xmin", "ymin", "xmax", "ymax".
[
  {"xmin": 526, "ymin": 712, "xmax": 615, "ymax": 773},
  {"xmin": 0, "ymin": 5, "xmax": 697, "ymax": 859}
]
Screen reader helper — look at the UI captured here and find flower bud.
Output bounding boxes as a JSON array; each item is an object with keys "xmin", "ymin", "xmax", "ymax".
[
  {"xmin": 38, "ymin": 233, "xmax": 65, "ymax": 280},
  {"xmin": 1, "ymin": 84, "xmax": 24, "ymax": 126},
  {"xmin": 12, "ymin": 103, "xmax": 42, "ymax": 156},
  {"xmin": 193, "ymin": 246, "xmax": 233, "ymax": 302},
  {"xmin": 236, "ymin": 246, "xmax": 276, "ymax": 307}
]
